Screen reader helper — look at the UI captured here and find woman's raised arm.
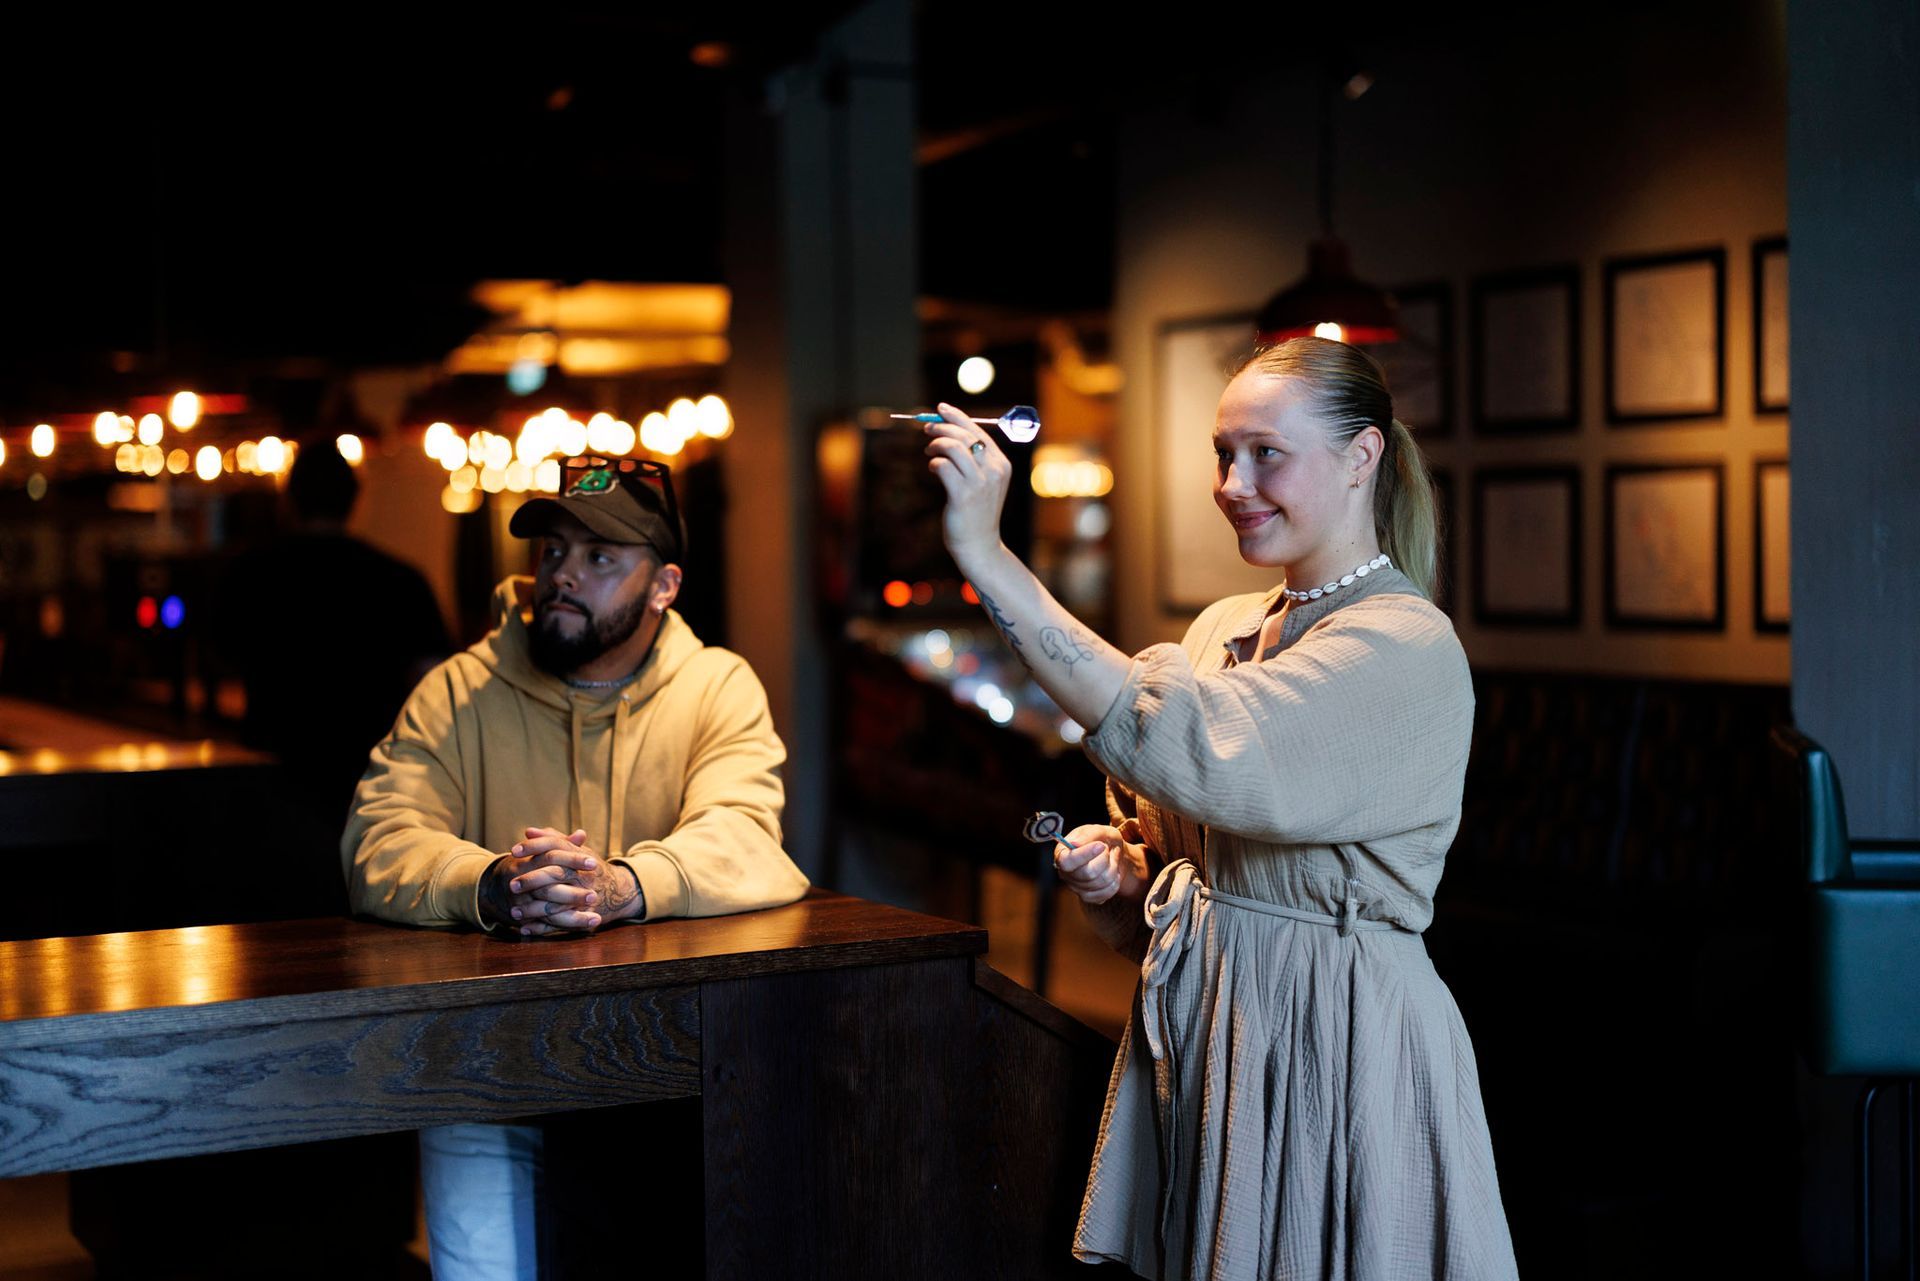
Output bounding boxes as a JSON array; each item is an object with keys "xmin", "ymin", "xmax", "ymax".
[{"xmin": 923, "ymin": 402, "xmax": 1131, "ymax": 732}]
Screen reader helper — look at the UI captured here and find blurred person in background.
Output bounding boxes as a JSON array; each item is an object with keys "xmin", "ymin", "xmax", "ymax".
[{"xmin": 220, "ymin": 439, "xmax": 451, "ymax": 904}]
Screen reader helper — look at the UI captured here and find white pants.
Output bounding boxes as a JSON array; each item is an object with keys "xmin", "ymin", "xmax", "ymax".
[{"xmin": 418, "ymin": 1122, "xmax": 545, "ymax": 1281}]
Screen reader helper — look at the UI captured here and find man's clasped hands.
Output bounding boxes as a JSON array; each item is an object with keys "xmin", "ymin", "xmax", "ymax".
[{"xmin": 480, "ymin": 827, "xmax": 645, "ymax": 937}]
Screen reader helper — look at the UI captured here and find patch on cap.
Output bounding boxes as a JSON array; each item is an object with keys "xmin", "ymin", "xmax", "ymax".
[{"xmin": 566, "ymin": 467, "xmax": 618, "ymax": 497}]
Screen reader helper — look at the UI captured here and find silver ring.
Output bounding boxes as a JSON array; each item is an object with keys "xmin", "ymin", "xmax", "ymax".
[{"xmin": 970, "ymin": 442, "xmax": 986, "ymax": 457}]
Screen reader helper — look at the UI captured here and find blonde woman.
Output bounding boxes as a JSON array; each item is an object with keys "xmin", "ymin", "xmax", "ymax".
[{"xmin": 924, "ymin": 336, "xmax": 1517, "ymax": 1279}]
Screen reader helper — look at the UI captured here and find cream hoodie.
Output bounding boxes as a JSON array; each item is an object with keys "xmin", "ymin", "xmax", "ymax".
[{"xmin": 343, "ymin": 576, "xmax": 809, "ymax": 930}]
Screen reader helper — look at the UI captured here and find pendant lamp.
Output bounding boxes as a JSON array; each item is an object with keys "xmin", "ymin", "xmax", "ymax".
[{"xmin": 1255, "ymin": 70, "xmax": 1398, "ymax": 346}]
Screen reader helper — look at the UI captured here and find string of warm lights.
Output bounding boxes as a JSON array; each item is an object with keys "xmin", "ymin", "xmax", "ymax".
[
  {"xmin": 2, "ymin": 389, "xmax": 735, "ymax": 509},
  {"xmin": 425, "ymin": 395, "xmax": 734, "ymax": 514}
]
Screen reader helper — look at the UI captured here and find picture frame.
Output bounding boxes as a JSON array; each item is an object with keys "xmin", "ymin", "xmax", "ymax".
[
  {"xmin": 1753, "ymin": 237, "xmax": 1789, "ymax": 414},
  {"xmin": 1365, "ymin": 281, "xmax": 1454, "ymax": 438},
  {"xmin": 1153, "ymin": 312, "xmax": 1274, "ymax": 612},
  {"xmin": 1604, "ymin": 247, "xmax": 1726, "ymax": 425},
  {"xmin": 1469, "ymin": 267, "xmax": 1580, "ymax": 435},
  {"xmin": 1755, "ymin": 458, "xmax": 1790, "ymax": 633},
  {"xmin": 1472, "ymin": 467, "xmax": 1582, "ymax": 626},
  {"xmin": 1604, "ymin": 462, "xmax": 1726, "ymax": 630}
]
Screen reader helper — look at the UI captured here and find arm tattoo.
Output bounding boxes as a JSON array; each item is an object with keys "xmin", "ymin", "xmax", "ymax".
[
  {"xmin": 1039, "ymin": 626, "xmax": 1096, "ymax": 674},
  {"xmin": 974, "ymin": 588, "xmax": 1023, "ymax": 651}
]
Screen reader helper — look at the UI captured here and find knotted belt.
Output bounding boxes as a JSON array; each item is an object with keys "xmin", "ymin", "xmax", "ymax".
[{"xmin": 1137, "ymin": 857, "xmax": 1403, "ymax": 1261}]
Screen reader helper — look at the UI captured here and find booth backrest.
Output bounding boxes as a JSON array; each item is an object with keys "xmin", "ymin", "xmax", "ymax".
[{"xmin": 1450, "ymin": 672, "xmax": 1792, "ymax": 900}]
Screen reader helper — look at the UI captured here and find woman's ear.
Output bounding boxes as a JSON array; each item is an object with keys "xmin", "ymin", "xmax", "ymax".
[{"xmin": 1346, "ymin": 425, "xmax": 1385, "ymax": 489}]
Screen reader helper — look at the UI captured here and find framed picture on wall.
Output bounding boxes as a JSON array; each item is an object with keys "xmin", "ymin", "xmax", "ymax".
[
  {"xmin": 1604, "ymin": 247, "xmax": 1726, "ymax": 424},
  {"xmin": 1604, "ymin": 462, "xmax": 1726, "ymax": 630},
  {"xmin": 1366, "ymin": 282, "xmax": 1454, "ymax": 437},
  {"xmin": 1755, "ymin": 459, "xmax": 1791, "ymax": 632},
  {"xmin": 1469, "ymin": 267, "xmax": 1580, "ymax": 435},
  {"xmin": 1753, "ymin": 237, "xmax": 1790, "ymax": 414},
  {"xmin": 1154, "ymin": 312, "xmax": 1274, "ymax": 612},
  {"xmin": 1429, "ymin": 466, "xmax": 1457, "ymax": 614},
  {"xmin": 1472, "ymin": 467, "xmax": 1581, "ymax": 626}
]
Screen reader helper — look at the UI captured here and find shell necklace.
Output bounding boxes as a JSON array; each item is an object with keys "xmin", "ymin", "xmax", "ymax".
[{"xmin": 1282, "ymin": 553, "xmax": 1392, "ymax": 603}]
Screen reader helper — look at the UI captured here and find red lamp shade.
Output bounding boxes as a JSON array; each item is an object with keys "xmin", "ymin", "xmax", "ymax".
[{"xmin": 1255, "ymin": 238, "xmax": 1400, "ymax": 346}]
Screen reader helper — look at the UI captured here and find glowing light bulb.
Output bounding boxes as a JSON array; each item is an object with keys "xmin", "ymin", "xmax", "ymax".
[
  {"xmin": 515, "ymin": 421, "xmax": 550, "ymax": 464},
  {"xmin": 696, "ymin": 394, "xmax": 733, "ymax": 439},
  {"xmin": 504, "ymin": 460, "xmax": 532, "ymax": 492},
  {"xmin": 166, "ymin": 448, "xmax": 190, "ymax": 474},
  {"xmin": 335, "ymin": 434, "xmax": 364, "ymax": 465},
  {"xmin": 168, "ymin": 391, "xmax": 202, "ymax": 429},
  {"xmin": 255, "ymin": 436, "xmax": 287, "ymax": 474},
  {"xmin": 449, "ymin": 465, "xmax": 478, "ymax": 494},
  {"xmin": 31, "ymin": 424, "xmax": 55, "ymax": 457},
  {"xmin": 137, "ymin": 414, "xmax": 164, "ymax": 446},
  {"xmin": 114, "ymin": 443, "xmax": 136, "ymax": 472},
  {"xmin": 237, "ymin": 441, "xmax": 259, "ymax": 473},
  {"xmin": 639, "ymin": 412, "xmax": 681, "ymax": 456},
  {"xmin": 667, "ymin": 398, "xmax": 698, "ymax": 444},
  {"xmin": 533, "ymin": 459, "xmax": 562, "ymax": 492},
  {"xmin": 94, "ymin": 412, "xmax": 120, "ymax": 446},
  {"xmin": 195, "ymin": 445, "xmax": 222, "ymax": 480},
  {"xmin": 441, "ymin": 484, "xmax": 482, "ymax": 514},
  {"xmin": 1313, "ymin": 321, "xmax": 1346, "ymax": 342},
  {"xmin": 605, "ymin": 419, "xmax": 636, "ymax": 454},
  {"xmin": 557, "ymin": 418, "xmax": 587, "ymax": 456},
  {"xmin": 424, "ymin": 422, "xmax": 455, "ymax": 457},
  {"xmin": 957, "ymin": 356, "xmax": 995, "ymax": 394},
  {"xmin": 479, "ymin": 465, "xmax": 507, "ymax": 493}
]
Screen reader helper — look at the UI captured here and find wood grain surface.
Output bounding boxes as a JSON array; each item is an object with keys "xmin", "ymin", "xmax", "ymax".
[
  {"xmin": 0, "ymin": 889, "xmax": 986, "ymax": 1050},
  {"xmin": 0, "ymin": 985, "xmax": 700, "ymax": 1178}
]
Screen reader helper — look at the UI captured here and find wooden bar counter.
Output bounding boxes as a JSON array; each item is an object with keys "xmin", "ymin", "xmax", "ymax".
[{"xmin": 0, "ymin": 889, "xmax": 1116, "ymax": 1278}]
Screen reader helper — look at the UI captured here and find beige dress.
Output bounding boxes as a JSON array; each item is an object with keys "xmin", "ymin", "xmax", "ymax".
[{"xmin": 1071, "ymin": 566, "xmax": 1518, "ymax": 1280}]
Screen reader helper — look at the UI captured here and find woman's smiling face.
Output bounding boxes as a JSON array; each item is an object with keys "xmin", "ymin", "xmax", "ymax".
[{"xmin": 1212, "ymin": 373, "xmax": 1350, "ymax": 569}]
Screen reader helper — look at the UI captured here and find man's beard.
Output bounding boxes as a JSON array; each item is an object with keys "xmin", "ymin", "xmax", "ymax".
[{"xmin": 528, "ymin": 589, "xmax": 652, "ymax": 677}]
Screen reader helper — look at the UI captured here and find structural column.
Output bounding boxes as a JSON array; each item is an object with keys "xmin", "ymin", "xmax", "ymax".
[{"xmin": 721, "ymin": 0, "xmax": 918, "ymax": 878}]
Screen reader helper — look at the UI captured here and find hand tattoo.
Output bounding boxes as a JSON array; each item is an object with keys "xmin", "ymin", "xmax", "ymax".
[
  {"xmin": 1040, "ymin": 626, "xmax": 1096, "ymax": 674},
  {"xmin": 974, "ymin": 587, "xmax": 1023, "ymax": 652}
]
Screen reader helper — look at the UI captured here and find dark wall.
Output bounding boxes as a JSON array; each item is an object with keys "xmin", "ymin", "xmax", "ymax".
[{"xmin": 1787, "ymin": 0, "xmax": 1920, "ymax": 841}]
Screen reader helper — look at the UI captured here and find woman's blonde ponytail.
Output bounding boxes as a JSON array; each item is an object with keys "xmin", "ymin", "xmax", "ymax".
[{"xmin": 1376, "ymin": 418, "xmax": 1440, "ymax": 600}]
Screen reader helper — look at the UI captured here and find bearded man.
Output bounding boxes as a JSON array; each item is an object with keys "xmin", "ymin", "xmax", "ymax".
[{"xmin": 343, "ymin": 457, "xmax": 808, "ymax": 1280}]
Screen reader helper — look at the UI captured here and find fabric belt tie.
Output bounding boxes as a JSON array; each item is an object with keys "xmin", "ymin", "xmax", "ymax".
[
  {"xmin": 1136, "ymin": 857, "xmax": 1404, "ymax": 1263},
  {"xmin": 1139, "ymin": 859, "xmax": 1400, "ymax": 1064}
]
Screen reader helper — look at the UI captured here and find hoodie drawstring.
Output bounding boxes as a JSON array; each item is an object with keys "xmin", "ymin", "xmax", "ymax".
[
  {"xmin": 567, "ymin": 700, "xmax": 586, "ymax": 837},
  {"xmin": 608, "ymin": 695, "xmax": 632, "ymax": 860}
]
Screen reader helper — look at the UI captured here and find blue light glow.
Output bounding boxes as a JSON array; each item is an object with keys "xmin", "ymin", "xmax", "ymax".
[
  {"xmin": 507, "ymin": 360, "xmax": 549, "ymax": 396},
  {"xmin": 160, "ymin": 595, "xmax": 186, "ymax": 630}
]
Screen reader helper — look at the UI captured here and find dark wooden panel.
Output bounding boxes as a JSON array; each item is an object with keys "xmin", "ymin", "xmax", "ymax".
[
  {"xmin": 0, "ymin": 890, "xmax": 985, "ymax": 1049},
  {"xmin": 0, "ymin": 986, "xmax": 699, "ymax": 1178},
  {"xmin": 972, "ymin": 962, "xmax": 1122, "ymax": 1279},
  {"xmin": 701, "ymin": 958, "xmax": 981, "ymax": 1279}
]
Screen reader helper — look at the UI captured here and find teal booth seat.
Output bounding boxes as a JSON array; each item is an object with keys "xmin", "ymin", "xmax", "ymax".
[
  {"xmin": 1774, "ymin": 725, "xmax": 1918, "ymax": 1279},
  {"xmin": 1779, "ymin": 725, "xmax": 1920, "ymax": 1076}
]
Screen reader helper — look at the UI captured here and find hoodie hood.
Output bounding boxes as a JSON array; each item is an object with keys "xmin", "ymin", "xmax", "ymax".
[{"xmin": 467, "ymin": 575, "xmax": 702, "ymax": 718}]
